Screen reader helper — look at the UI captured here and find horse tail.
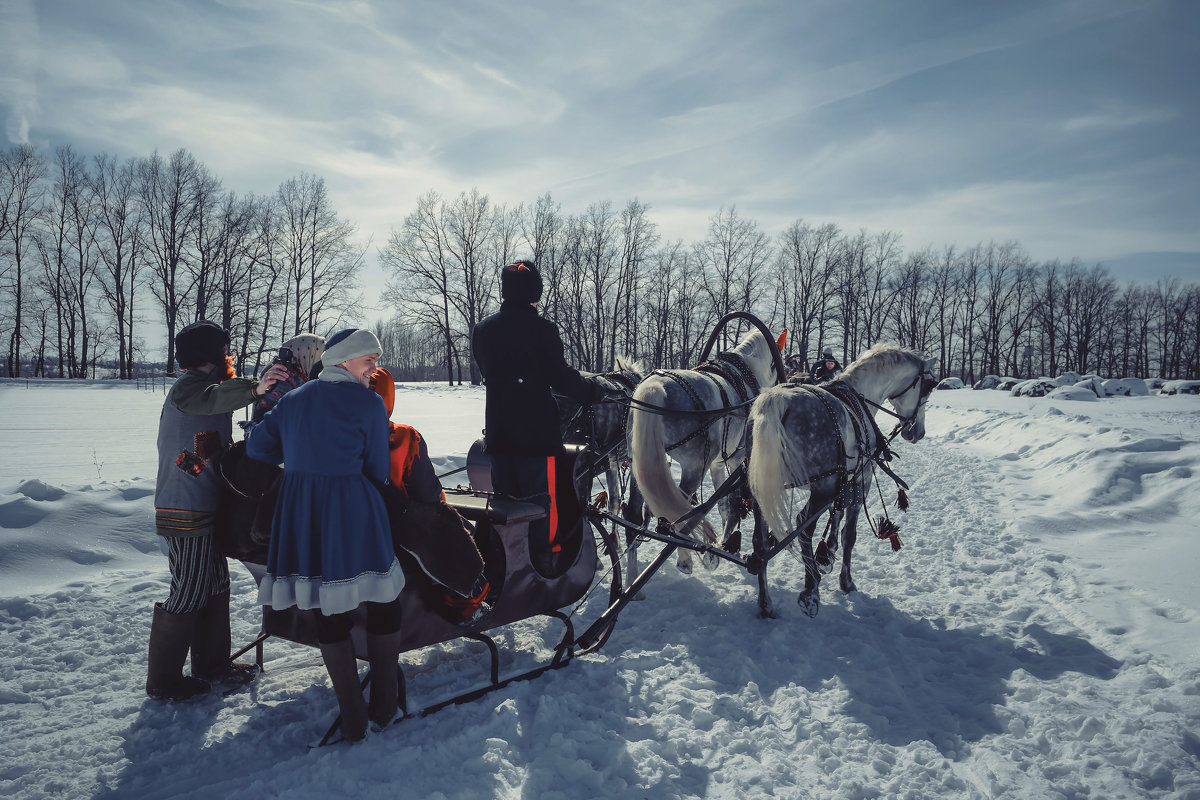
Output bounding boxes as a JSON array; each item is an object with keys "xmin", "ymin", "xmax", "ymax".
[
  {"xmin": 748, "ymin": 386, "xmax": 808, "ymax": 535},
  {"xmin": 630, "ymin": 378, "xmax": 718, "ymax": 543}
]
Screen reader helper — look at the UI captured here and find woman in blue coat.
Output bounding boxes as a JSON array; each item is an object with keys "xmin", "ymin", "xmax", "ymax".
[{"xmin": 247, "ymin": 328, "xmax": 403, "ymax": 741}]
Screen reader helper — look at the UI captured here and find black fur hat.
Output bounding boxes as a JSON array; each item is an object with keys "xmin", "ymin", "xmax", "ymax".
[
  {"xmin": 175, "ymin": 320, "xmax": 229, "ymax": 368},
  {"xmin": 500, "ymin": 260, "xmax": 543, "ymax": 304}
]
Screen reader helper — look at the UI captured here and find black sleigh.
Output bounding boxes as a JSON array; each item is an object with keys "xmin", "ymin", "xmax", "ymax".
[{"xmin": 221, "ymin": 439, "xmax": 624, "ymax": 743}]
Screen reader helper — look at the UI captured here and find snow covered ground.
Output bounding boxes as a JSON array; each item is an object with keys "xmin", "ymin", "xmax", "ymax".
[{"xmin": 1, "ymin": 378, "xmax": 1199, "ymax": 799}]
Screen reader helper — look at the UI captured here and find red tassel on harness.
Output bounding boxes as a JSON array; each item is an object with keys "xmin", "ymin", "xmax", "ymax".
[
  {"xmin": 896, "ymin": 489, "xmax": 909, "ymax": 512},
  {"xmin": 876, "ymin": 519, "xmax": 903, "ymax": 551},
  {"xmin": 590, "ymin": 490, "xmax": 608, "ymax": 512}
]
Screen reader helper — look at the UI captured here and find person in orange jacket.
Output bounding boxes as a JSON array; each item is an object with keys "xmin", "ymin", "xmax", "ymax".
[{"xmin": 369, "ymin": 369, "xmax": 489, "ymax": 623}]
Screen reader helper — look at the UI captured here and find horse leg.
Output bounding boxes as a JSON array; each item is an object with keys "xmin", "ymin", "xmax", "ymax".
[
  {"xmin": 751, "ymin": 506, "xmax": 777, "ymax": 619},
  {"xmin": 840, "ymin": 505, "xmax": 861, "ymax": 594},
  {"xmin": 796, "ymin": 496, "xmax": 828, "ymax": 618},
  {"xmin": 674, "ymin": 464, "xmax": 707, "ymax": 573},
  {"xmin": 702, "ymin": 461, "xmax": 735, "ymax": 570},
  {"xmin": 622, "ymin": 470, "xmax": 647, "ymax": 601}
]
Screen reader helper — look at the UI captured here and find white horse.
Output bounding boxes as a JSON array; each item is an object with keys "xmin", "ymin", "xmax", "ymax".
[
  {"xmin": 747, "ymin": 344, "xmax": 937, "ymax": 617},
  {"xmin": 630, "ymin": 327, "xmax": 780, "ymax": 573}
]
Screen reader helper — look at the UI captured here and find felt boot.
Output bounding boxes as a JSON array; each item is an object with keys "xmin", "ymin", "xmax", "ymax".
[
  {"xmin": 191, "ymin": 590, "xmax": 257, "ymax": 686},
  {"xmin": 366, "ymin": 631, "xmax": 403, "ymax": 728},
  {"xmin": 146, "ymin": 603, "xmax": 210, "ymax": 701},
  {"xmin": 318, "ymin": 638, "xmax": 368, "ymax": 742}
]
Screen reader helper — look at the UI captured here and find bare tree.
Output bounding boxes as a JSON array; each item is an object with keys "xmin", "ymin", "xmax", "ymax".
[
  {"xmin": 614, "ymin": 198, "xmax": 658, "ymax": 365},
  {"xmin": 444, "ymin": 188, "xmax": 502, "ymax": 384},
  {"xmin": 277, "ymin": 173, "xmax": 365, "ymax": 338},
  {"xmin": 0, "ymin": 143, "xmax": 46, "ymax": 377},
  {"xmin": 694, "ymin": 206, "xmax": 773, "ymax": 350},
  {"xmin": 90, "ymin": 153, "xmax": 144, "ymax": 379},
  {"xmin": 774, "ymin": 220, "xmax": 841, "ymax": 370},
  {"xmin": 139, "ymin": 148, "xmax": 204, "ymax": 371},
  {"xmin": 380, "ymin": 191, "xmax": 460, "ymax": 385}
]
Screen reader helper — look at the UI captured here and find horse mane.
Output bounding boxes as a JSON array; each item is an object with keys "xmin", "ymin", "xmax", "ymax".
[
  {"xmin": 614, "ymin": 355, "xmax": 646, "ymax": 380},
  {"xmin": 841, "ymin": 343, "xmax": 922, "ymax": 379},
  {"xmin": 729, "ymin": 327, "xmax": 777, "ymax": 387}
]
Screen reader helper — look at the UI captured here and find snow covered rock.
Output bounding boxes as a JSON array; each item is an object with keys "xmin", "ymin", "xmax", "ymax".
[
  {"xmin": 973, "ymin": 375, "xmax": 1002, "ymax": 390},
  {"xmin": 936, "ymin": 377, "xmax": 964, "ymax": 390},
  {"xmin": 1160, "ymin": 380, "xmax": 1200, "ymax": 395},
  {"xmin": 1101, "ymin": 377, "xmax": 1148, "ymax": 397},
  {"xmin": 1049, "ymin": 385, "xmax": 1099, "ymax": 401},
  {"xmin": 1011, "ymin": 378, "xmax": 1058, "ymax": 397}
]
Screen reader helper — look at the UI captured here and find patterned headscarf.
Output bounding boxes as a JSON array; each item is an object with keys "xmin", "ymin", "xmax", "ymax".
[{"xmin": 281, "ymin": 333, "xmax": 325, "ymax": 379}]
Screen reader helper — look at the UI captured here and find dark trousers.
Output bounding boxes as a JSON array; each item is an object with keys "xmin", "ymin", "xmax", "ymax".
[
  {"xmin": 314, "ymin": 598, "xmax": 404, "ymax": 643},
  {"xmin": 490, "ymin": 453, "xmax": 559, "ymax": 557}
]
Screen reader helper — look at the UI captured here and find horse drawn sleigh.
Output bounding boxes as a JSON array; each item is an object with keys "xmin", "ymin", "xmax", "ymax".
[{"xmin": 221, "ymin": 313, "xmax": 937, "ymax": 744}]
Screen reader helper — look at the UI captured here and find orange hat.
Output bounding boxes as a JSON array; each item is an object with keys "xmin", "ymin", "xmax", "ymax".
[{"xmin": 369, "ymin": 367, "xmax": 395, "ymax": 416}]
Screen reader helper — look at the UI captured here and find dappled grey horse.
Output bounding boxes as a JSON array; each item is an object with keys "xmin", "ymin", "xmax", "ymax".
[
  {"xmin": 556, "ymin": 357, "xmax": 646, "ymax": 515},
  {"xmin": 747, "ymin": 344, "xmax": 937, "ymax": 617},
  {"xmin": 629, "ymin": 328, "xmax": 779, "ymax": 573}
]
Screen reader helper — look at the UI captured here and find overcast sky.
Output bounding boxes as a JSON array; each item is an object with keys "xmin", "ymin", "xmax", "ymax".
[{"xmin": 3, "ymin": 0, "xmax": 1198, "ymax": 313}]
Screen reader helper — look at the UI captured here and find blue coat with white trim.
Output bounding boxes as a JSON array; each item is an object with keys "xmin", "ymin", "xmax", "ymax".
[{"xmin": 245, "ymin": 377, "xmax": 404, "ymax": 615}]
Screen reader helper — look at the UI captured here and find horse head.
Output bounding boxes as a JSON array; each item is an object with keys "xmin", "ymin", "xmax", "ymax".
[
  {"xmin": 841, "ymin": 345, "xmax": 937, "ymax": 443},
  {"xmin": 889, "ymin": 354, "xmax": 938, "ymax": 443}
]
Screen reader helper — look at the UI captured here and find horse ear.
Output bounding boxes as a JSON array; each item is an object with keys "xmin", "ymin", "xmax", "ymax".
[{"xmin": 924, "ymin": 357, "xmax": 939, "ymax": 372}]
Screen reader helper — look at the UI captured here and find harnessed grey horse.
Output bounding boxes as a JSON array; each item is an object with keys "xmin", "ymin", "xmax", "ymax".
[
  {"xmin": 747, "ymin": 344, "xmax": 937, "ymax": 617},
  {"xmin": 629, "ymin": 328, "xmax": 780, "ymax": 574},
  {"xmin": 557, "ymin": 357, "xmax": 646, "ymax": 523}
]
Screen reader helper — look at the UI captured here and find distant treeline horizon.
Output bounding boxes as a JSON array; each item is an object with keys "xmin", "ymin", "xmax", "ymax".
[{"xmin": 3, "ymin": 142, "xmax": 1199, "ymax": 384}]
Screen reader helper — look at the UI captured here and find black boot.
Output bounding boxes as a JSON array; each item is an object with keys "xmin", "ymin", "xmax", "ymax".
[
  {"xmin": 318, "ymin": 638, "xmax": 368, "ymax": 742},
  {"xmin": 146, "ymin": 603, "xmax": 210, "ymax": 701},
  {"xmin": 191, "ymin": 590, "xmax": 257, "ymax": 686},
  {"xmin": 366, "ymin": 631, "xmax": 403, "ymax": 728}
]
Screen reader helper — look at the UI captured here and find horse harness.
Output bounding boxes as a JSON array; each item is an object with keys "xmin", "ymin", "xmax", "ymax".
[
  {"xmin": 784, "ymin": 377, "xmax": 906, "ymax": 516},
  {"xmin": 791, "ymin": 362, "xmax": 935, "ymax": 513},
  {"xmin": 656, "ymin": 351, "xmax": 762, "ymax": 461},
  {"xmin": 580, "ymin": 369, "xmax": 641, "ymax": 450}
]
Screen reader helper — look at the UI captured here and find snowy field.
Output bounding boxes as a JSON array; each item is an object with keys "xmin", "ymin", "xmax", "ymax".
[{"xmin": 1, "ymin": 378, "xmax": 1199, "ymax": 799}]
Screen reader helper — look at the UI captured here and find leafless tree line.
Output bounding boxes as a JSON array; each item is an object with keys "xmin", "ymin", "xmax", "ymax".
[
  {"xmin": 0, "ymin": 143, "xmax": 364, "ymax": 378},
  {"xmin": 380, "ymin": 192, "xmax": 1200, "ymax": 383},
  {"xmin": 5, "ymin": 144, "xmax": 1196, "ymax": 383}
]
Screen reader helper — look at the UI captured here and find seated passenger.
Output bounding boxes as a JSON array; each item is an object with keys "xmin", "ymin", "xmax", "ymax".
[{"xmin": 368, "ymin": 368, "xmax": 490, "ymax": 624}]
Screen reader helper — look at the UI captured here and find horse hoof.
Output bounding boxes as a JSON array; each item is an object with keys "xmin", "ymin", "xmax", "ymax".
[
  {"xmin": 840, "ymin": 580, "xmax": 857, "ymax": 594},
  {"xmin": 758, "ymin": 605, "xmax": 779, "ymax": 620},
  {"xmin": 676, "ymin": 561, "xmax": 693, "ymax": 575},
  {"xmin": 797, "ymin": 592, "xmax": 820, "ymax": 618},
  {"xmin": 700, "ymin": 551, "xmax": 720, "ymax": 570}
]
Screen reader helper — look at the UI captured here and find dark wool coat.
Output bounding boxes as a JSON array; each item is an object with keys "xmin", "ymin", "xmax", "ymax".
[
  {"xmin": 473, "ymin": 301, "xmax": 602, "ymax": 457},
  {"xmin": 809, "ymin": 357, "xmax": 843, "ymax": 383}
]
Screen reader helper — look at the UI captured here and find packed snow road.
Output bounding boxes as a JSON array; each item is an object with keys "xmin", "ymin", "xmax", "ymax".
[{"xmin": 0, "ymin": 382, "xmax": 1198, "ymax": 799}]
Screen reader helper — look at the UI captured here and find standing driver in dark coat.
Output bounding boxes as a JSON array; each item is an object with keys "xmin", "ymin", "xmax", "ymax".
[{"xmin": 472, "ymin": 260, "xmax": 605, "ymax": 575}]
